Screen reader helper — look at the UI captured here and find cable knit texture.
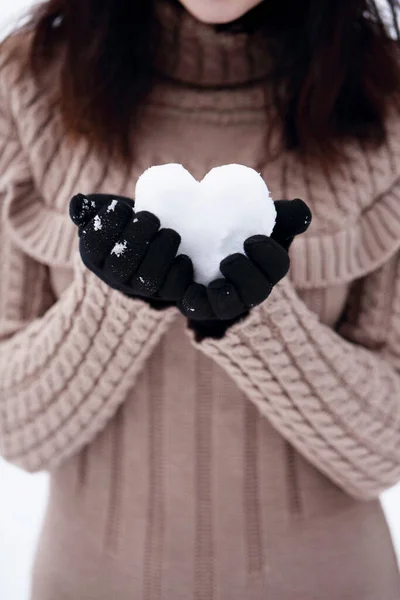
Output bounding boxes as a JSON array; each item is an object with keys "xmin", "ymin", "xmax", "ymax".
[{"xmin": 1, "ymin": 3, "xmax": 400, "ymax": 598}]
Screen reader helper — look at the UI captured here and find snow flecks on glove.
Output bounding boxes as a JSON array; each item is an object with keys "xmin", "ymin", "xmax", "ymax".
[
  {"xmin": 93, "ymin": 215, "xmax": 103, "ymax": 231},
  {"xmin": 107, "ymin": 199, "xmax": 118, "ymax": 212},
  {"xmin": 111, "ymin": 240, "xmax": 128, "ymax": 257}
]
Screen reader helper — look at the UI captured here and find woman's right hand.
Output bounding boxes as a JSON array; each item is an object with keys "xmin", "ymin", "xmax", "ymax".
[{"xmin": 69, "ymin": 193, "xmax": 193, "ymax": 306}]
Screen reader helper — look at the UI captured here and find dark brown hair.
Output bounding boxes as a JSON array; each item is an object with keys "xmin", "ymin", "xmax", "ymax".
[{"xmin": 21, "ymin": 0, "xmax": 400, "ymax": 161}]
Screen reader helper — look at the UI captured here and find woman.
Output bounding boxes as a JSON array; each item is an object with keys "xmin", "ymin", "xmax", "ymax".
[{"xmin": 1, "ymin": 0, "xmax": 400, "ymax": 597}]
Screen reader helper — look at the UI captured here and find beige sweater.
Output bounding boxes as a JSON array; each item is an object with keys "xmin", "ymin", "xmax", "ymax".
[{"xmin": 1, "ymin": 5, "xmax": 400, "ymax": 599}]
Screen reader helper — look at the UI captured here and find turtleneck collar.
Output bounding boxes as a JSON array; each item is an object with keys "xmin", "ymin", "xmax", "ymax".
[{"xmin": 153, "ymin": 0, "xmax": 272, "ymax": 88}]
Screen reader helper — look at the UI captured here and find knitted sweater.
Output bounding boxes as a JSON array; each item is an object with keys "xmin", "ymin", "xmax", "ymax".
[{"xmin": 1, "ymin": 4, "xmax": 400, "ymax": 599}]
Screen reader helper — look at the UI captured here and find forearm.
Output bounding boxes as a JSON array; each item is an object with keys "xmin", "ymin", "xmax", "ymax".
[
  {"xmin": 0, "ymin": 256, "xmax": 176, "ymax": 472},
  {"xmin": 192, "ymin": 278, "xmax": 400, "ymax": 500}
]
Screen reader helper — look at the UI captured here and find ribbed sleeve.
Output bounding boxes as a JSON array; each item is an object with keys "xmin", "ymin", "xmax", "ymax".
[
  {"xmin": 0, "ymin": 256, "xmax": 177, "ymax": 472},
  {"xmin": 192, "ymin": 252, "xmax": 400, "ymax": 500},
  {"xmin": 0, "ymin": 59, "xmax": 177, "ymax": 473}
]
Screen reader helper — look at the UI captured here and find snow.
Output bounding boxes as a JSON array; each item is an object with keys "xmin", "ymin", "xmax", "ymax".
[
  {"xmin": 107, "ymin": 199, "xmax": 118, "ymax": 212},
  {"xmin": 111, "ymin": 240, "xmax": 127, "ymax": 257},
  {"xmin": 135, "ymin": 164, "xmax": 277, "ymax": 285},
  {"xmin": 93, "ymin": 215, "xmax": 102, "ymax": 231}
]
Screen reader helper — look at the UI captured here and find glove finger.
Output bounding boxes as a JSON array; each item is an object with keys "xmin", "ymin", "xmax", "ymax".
[
  {"xmin": 207, "ymin": 278, "xmax": 246, "ymax": 320},
  {"xmin": 87, "ymin": 193, "xmax": 135, "ymax": 210},
  {"xmin": 220, "ymin": 253, "xmax": 272, "ymax": 308},
  {"xmin": 70, "ymin": 193, "xmax": 100, "ymax": 227},
  {"xmin": 271, "ymin": 199, "xmax": 312, "ymax": 250},
  {"xmin": 158, "ymin": 254, "xmax": 193, "ymax": 302},
  {"xmin": 79, "ymin": 201, "xmax": 133, "ymax": 267},
  {"xmin": 70, "ymin": 193, "xmax": 134, "ymax": 228},
  {"xmin": 102, "ymin": 211, "xmax": 160, "ymax": 285},
  {"xmin": 244, "ymin": 235, "xmax": 290, "ymax": 286},
  {"xmin": 130, "ymin": 228, "xmax": 181, "ymax": 297},
  {"xmin": 178, "ymin": 283, "xmax": 215, "ymax": 320}
]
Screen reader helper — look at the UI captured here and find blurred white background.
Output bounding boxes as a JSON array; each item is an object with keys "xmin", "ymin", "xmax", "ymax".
[{"xmin": 0, "ymin": 2, "xmax": 400, "ymax": 600}]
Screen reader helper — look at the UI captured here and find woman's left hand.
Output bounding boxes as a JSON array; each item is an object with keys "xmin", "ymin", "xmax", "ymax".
[{"xmin": 180, "ymin": 198, "xmax": 312, "ymax": 340}]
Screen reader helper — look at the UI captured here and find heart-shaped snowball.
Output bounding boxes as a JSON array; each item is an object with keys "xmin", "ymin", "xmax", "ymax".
[{"xmin": 135, "ymin": 163, "xmax": 277, "ymax": 285}]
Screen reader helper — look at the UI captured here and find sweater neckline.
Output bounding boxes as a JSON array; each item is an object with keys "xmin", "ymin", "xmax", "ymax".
[{"xmin": 153, "ymin": 0, "xmax": 272, "ymax": 88}]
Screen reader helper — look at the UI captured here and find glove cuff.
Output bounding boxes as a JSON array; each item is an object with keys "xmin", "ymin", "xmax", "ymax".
[{"xmin": 187, "ymin": 313, "xmax": 249, "ymax": 342}]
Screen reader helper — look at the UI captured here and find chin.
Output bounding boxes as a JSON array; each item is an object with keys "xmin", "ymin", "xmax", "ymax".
[{"xmin": 179, "ymin": 0, "xmax": 260, "ymax": 25}]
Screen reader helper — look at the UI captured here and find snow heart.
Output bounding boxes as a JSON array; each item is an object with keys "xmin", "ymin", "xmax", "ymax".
[{"xmin": 135, "ymin": 164, "xmax": 277, "ymax": 285}]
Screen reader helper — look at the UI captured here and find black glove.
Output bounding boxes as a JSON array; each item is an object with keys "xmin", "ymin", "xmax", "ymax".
[
  {"xmin": 179, "ymin": 198, "xmax": 312, "ymax": 340},
  {"xmin": 69, "ymin": 193, "xmax": 193, "ymax": 306}
]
